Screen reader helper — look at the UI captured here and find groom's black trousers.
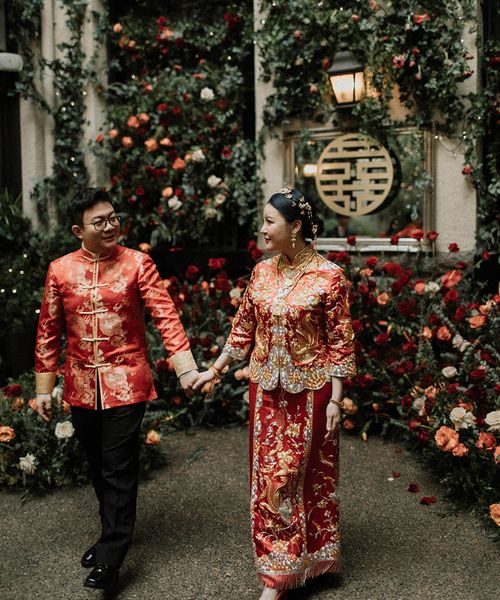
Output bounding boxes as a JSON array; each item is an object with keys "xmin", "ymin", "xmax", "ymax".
[{"xmin": 70, "ymin": 398, "xmax": 146, "ymax": 567}]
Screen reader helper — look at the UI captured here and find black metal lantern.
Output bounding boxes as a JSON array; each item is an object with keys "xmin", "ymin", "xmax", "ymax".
[{"xmin": 327, "ymin": 47, "xmax": 365, "ymax": 106}]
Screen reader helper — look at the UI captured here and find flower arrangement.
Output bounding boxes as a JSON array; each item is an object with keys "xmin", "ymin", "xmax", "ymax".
[{"xmin": 94, "ymin": 4, "xmax": 259, "ymax": 247}]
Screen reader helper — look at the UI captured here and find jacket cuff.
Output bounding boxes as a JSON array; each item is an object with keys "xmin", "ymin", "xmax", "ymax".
[
  {"xmin": 170, "ymin": 350, "xmax": 197, "ymax": 378},
  {"xmin": 330, "ymin": 354, "xmax": 357, "ymax": 378},
  {"xmin": 35, "ymin": 371, "xmax": 57, "ymax": 395},
  {"xmin": 222, "ymin": 342, "xmax": 249, "ymax": 361}
]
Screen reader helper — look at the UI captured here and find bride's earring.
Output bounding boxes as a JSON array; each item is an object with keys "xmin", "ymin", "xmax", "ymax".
[{"xmin": 290, "ymin": 231, "xmax": 296, "ymax": 248}]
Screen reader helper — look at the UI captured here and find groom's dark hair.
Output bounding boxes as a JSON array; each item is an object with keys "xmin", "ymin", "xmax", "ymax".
[{"xmin": 68, "ymin": 188, "xmax": 114, "ymax": 227}]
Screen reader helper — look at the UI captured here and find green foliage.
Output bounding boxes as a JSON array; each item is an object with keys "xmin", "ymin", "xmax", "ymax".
[
  {"xmin": 257, "ymin": 0, "xmax": 499, "ymax": 255},
  {"xmin": 94, "ymin": 5, "xmax": 259, "ymax": 247}
]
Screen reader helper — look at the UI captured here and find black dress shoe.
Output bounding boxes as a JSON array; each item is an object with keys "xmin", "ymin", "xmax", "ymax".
[
  {"xmin": 81, "ymin": 545, "xmax": 97, "ymax": 568},
  {"xmin": 84, "ymin": 563, "xmax": 119, "ymax": 590}
]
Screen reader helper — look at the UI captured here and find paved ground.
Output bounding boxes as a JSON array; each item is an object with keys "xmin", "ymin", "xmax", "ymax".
[{"xmin": 0, "ymin": 427, "xmax": 498, "ymax": 600}]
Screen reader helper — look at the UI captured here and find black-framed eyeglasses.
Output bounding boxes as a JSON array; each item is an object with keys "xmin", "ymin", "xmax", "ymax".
[{"xmin": 85, "ymin": 215, "xmax": 121, "ymax": 231}]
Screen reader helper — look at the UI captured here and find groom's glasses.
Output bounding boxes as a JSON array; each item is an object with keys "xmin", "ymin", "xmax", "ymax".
[{"xmin": 86, "ymin": 215, "xmax": 121, "ymax": 231}]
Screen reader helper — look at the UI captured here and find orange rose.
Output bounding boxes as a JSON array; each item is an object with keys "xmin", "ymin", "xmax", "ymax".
[
  {"xmin": 127, "ymin": 115, "xmax": 139, "ymax": 128},
  {"xmin": 451, "ymin": 442, "xmax": 469, "ymax": 457},
  {"xmin": 0, "ymin": 425, "xmax": 15, "ymax": 442},
  {"xmin": 184, "ymin": 153, "xmax": 193, "ymax": 162},
  {"xmin": 421, "ymin": 326, "xmax": 432, "ymax": 340},
  {"xmin": 377, "ymin": 292, "xmax": 390, "ymax": 305},
  {"xmin": 468, "ymin": 315, "xmax": 486, "ymax": 329},
  {"xmin": 145, "ymin": 430, "xmax": 161, "ymax": 445},
  {"xmin": 342, "ymin": 418, "xmax": 355, "ymax": 430},
  {"xmin": 476, "ymin": 432, "xmax": 496, "ymax": 451},
  {"xmin": 122, "ymin": 136, "xmax": 133, "ymax": 148},
  {"xmin": 10, "ymin": 398, "xmax": 24, "ymax": 411},
  {"xmin": 436, "ymin": 325, "xmax": 451, "ymax": 341},
  {"xmin": 113, "ymin": 23, "xmax": 123, "ymax": 33},
  {"xmin": 414, "ymin": 281, "xmax": 426, "ymax": 295},
  {"xmin": 63, "ymin": 401, "xmax": 71, "ymax": 414},
  {"xmin": 138, "ymin": 243, "xmax": 152, "ymax": 254},
  {"xmin": 161, "ymin": 186, "xmax": 174, "ymax": 198},
  {"xmin": 160, "ymin": 137, "xmax": 173, "ymax": 147},
  {"xmin": 138, "ymin": 112, "xmax": 150, "ymax": 124},
  {"xmin": 109, "ymin": 128, "xmax": 119, "ymax": 138},
  {"xmin": 359, "ymin": 268, "xmax": 373, "ymax": 277},
  {"xmin": 424, "ymin": 386, "xmax": 437, "ymax": 399},
  {"xmin": 479, "ymin": 300, "xmax": 495, "ymax": 315},
  {"xmin": 172, "ymin": 157, "xmax": 186, "ymax": 170},
  {"xmin": 434, "ymin": 426, "xmax": 459, "ymax": 452},
  {"xmin": 171, "ymin": 396, "xmax": 182, "ymax": 406},
  {"xmin": 144, "ymin": 138, "xmax": 159, "ymax": 152},
  {"xmin": 494, "ymin": 446, "xmax": 500, "ymax": 464},
  {"xmin": 489, "ymin": 504, "xmax": 500, "ymax": 526},
  {"xmin": 342, "ymin": 397, "xmax": 358, "ymax": 415},
  {"xmin": 28, "ymin": 398, "xmax": 38, "ymax": 411},
  {"xmin": 441, "ymin": 269, "xmax": 462, "ymax": 288}
]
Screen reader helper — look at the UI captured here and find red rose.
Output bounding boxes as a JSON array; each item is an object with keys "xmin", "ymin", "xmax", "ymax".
[
  {"xmin": 135, "ymin": 186, "xmax": 145, "ymax": 196},
  {"xmin": 448, "ymin": 242, "xmax": 460, "ymax": 253},
  {"xmin": 408, "ymin": 483, "xmax": 420, "ymax": 493},
  {"xmin": 417, "ymin": 430, "xmax": 430, "ymax": 445},
  {"xmin": 157, "ymin": 103, "xmax": 168, "ymax": 112},
  {"xmin": 172, "ymin": 105, "xmax": 182, "ymax": 116},
  {"xmin": 444, "ymin": 289, "xmax": 459, "ymax": 303},
  {"xmin": 221, "ymin": 146, "xmax": 233, "ymax": 159},
  {"xmin": 2, "ymin": 383, "xmax": 23, "ymax": 397},
  {"xmin": 411, "ymin": 229, "xmax": 424, "ymax": 240},
  {"xmin": 469, "ymin": 368, "xmax": 486, "ymax": 383},
  {"xmin": 392, "ymin": 471, "xmax": 401, "ymax": 478},
  {"xmin": 426, "ymin": 230, "xmax": 439, "ymax": 241},
  {"xmin": 374, "ymin": 333, "xmax": 389, "ymax": 345},
  {"xmin": 390, "ymin": 235, "xmax": 400, "ymax": 245},
  {"xmin": 185, "ymin": 265, "xmax": 200, "ymax": 280},
  {"xmin": 208, "ymin": 257, "xmax": 227, "ymax": 270},
  {"xmin": 365, "ymin": 256, "xmax": 378, "ymax": 268},
  {"xmin": 351, "ymin": 14, "xmax": 360, "ymax": 22},
  {"xmin": 412, "ymin": 13, "xmax": 430, "ymax": 24},
  {"xmin": 381, "ymin": 261, "xmax": 403, "ymax": 277},
  {"xmin": 441, "ymin": 269, "xmax": 462, "ymax": 288},
  {"xmin": 346, "ymin": 235, "xmax": 357, "ymax": 246},
  {"xmin": 481, "ymin": 251, "xmax": 491, "ymax": 261},
  {"xmin": 454, "ymin": 305, "xmax": 467, "ymax": 321},
  {"xmin": 352, "ymin": 320, "xmax": 363, "ymax": 334}
]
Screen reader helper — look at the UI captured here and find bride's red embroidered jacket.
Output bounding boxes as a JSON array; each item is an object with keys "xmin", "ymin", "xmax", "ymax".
[
  {"xmin": 35, "ymin": 244, "xmax": 197, "ymax": 409},
  {"xmin": 223, "ymin": 245, "xmax": 356, "ymax": 393}
]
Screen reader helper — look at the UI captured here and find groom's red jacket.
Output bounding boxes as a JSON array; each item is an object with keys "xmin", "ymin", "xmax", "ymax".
[{"xmin": 35, "ymin": 244, "xmax": 196, "ymax": 410}]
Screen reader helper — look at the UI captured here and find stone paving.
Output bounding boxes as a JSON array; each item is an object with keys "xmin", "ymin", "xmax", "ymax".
[{"xmin": 0, "ymin": 427, "xmax": 498, "ymax": 600}]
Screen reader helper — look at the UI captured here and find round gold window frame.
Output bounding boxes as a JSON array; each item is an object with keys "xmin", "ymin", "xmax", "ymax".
[{"xmin": 315, "ymin": 132, "xmax": 394, "ymax": 217}]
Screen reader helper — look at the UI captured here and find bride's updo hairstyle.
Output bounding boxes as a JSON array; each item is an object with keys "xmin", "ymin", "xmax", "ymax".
[{"xmin": 268, "ymin": 185, "xmax": 321, "ymax": 241}]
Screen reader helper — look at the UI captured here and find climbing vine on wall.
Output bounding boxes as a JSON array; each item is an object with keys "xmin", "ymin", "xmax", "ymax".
[{"xmin": 256, "ymin": 0, "xmax": 499, "ymax": 257}]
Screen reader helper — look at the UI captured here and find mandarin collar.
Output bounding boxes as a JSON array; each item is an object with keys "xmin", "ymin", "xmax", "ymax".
[
  {"xmin": 80, "ymin": 243, "xmax": 118, "ymax": 262},
  {"xmin": 277, "ymin": 244, "xmax": 316, "ymax": 271}
]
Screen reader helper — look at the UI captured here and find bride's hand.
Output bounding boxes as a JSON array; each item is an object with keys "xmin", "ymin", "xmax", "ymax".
[
  {"xmin": 325, "ymin": 402, "xmax": 341, "ymax": 439},
  {"xmin": 192, "ymin": 370, "xmax": 216, "ymax": 392}
]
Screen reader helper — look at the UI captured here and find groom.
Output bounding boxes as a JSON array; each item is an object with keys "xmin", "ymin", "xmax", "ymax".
[{"xmin": 34, "ymin": 187, "xmax": 198, "ymax": 590}]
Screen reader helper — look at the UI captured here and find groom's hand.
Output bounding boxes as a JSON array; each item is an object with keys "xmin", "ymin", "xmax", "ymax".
[
  {"xmin": 179, "ymin": 370, "xmax": 199, "ymax": 398},
  {"xmin": 35, "ymin": 394, "xmax": 52, "ymax": 422}
]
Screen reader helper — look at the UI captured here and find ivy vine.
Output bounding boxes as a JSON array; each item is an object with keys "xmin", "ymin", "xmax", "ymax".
[{"xmin": 256, "ymin": 0, "xmax": 499, "ymax": 256}]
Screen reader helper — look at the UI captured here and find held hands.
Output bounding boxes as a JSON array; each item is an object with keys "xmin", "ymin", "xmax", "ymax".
[
  {"xmin": 192, "ymin": 369, "xmax": 217, "ymax": 393},
  {"xmin": 35, "ymin": 394, "xmax": 52, "ymax": 422}
]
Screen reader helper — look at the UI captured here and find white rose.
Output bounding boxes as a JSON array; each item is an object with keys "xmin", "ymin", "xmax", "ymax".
[
  {"xmin": 412, "ymin": 396, "xmax": 426, "ymax": 415},
  {"xmin": 442, "ymin": 366, "xmax": 457, "ymax": 379},
  {"xmin": 19, "ymin": 453, "xmax": 37, "ymax": 475},
  {"xmin": 295, "ymin": 57, "xmax": 304, "ymax": 66},
  {"xmin": 243, "ymin": 390, "xmax": 250, "ymax": 404},
  {"xmin": 55, "ymin": 421, "xmax": 75, "ymax": 439},
  {"xmin": 214, "ymin": 193, "xmax": 226, "ymax": 206},
  {"xmin": 168, "ymin": 196, "xmax": 182, "ymax": 211},
  {"xmin": 485, "ymin": 410, "xmax": 500, "ymax": 432},
  {"xmin": 425, "ymin": 281, "xmax": 440, "ymax": 294},
  {"xmin": 51, "ymin": 385, "xmax": 63, "ymax": 402},
  {"xmin": 452, "ymin": 334, "xmax": 470, "ymax": 352},
  {"xmin": 207, "ymin": 175, "xmax": 222, "ymax": 188},
  {"xmin": 450, "ymin": 406, "xmax": 476, "ymax": 430},
  {"xmin": 200, "ymin": 87, "xmax": 215, "ymax": 101},
  {"xmin": 205, "ymin": 207, "xmax": 217, "ymax": 219},
  {"xmin": 192, "ymin": 149, "xmax": 205, "ymax": 163},
  {"xmin": 229, "ymin": 287, "xmax": 242, "ymax": 300}
]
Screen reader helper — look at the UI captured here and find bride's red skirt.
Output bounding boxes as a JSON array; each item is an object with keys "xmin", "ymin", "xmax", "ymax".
[{"xmin": 248, "ymin": 381, "xmax": 341, "ymax": 590}]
